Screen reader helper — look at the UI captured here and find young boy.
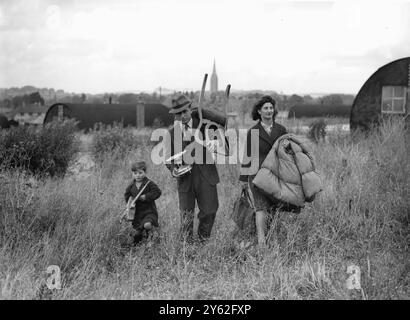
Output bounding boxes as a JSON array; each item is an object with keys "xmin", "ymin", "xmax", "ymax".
[{"xmin": 124, "ymin": 161, "xmax": 162, "ymax": 245}]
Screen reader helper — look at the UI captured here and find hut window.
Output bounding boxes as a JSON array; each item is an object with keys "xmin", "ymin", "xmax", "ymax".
[{"xmin": 381, "ymin": 86, "xmax": 406, "ymax": 114}]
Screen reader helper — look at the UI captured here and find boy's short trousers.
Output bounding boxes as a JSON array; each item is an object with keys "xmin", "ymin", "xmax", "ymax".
[{"xmin": 132, "ymin": 212, "xmax": 159, "ymax": 230}]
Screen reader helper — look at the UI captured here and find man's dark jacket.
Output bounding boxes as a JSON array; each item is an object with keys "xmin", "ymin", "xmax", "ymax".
[{"xmin": 165, "ymin": 110, "xmax": 220, "ymax": 192}]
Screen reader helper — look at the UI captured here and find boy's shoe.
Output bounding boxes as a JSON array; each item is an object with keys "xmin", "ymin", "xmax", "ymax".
[
  {"xmin": 133, "ymin": 230, "xmax": 143, "ymax": 246},
  {"xmin": 145, "ymin": 229, "xmax": 160, "ymax": 247},
  {"xmin": 142, "ymin": 229, "xmax": 149, "ymax": 241},
  {"xmin": 151, "ymin": 229, "xmax": 160, "ymax": 244}
]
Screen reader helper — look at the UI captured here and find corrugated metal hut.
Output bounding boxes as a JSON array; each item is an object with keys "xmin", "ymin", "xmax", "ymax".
[
  {"xmin": 43, "ymin": 102, "xmax": 174, "ymax": 130},
  {"xmin": 350, "ymin": 57, "xmax": 410, "ymax": 131},
  {"xmin": 288, "ymin": 104, "xmax": 350, "ymax": 118},
  {"xmin": 0, "ymin": 114, "xmax": 10, "ymax": 129}
]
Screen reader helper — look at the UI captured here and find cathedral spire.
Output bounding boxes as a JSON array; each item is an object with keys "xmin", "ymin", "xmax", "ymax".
[{"xmin": 210, "ymin": 59, "xmax": 218, "ymax": 94}]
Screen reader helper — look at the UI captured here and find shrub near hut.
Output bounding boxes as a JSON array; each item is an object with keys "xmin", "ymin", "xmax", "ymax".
[
  {"xmin": 308, "ymin": 119, "xmax": 327, "ymax": 143},
  {"xmin": 91, "ymin": 123, "xmax": 148, "ymax": 163},
  {"xmin": 0, "ymin": 119, "xmax": 79, "ymax": 176}
]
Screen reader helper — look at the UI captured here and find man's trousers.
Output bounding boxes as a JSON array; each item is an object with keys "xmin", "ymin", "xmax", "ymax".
[{"xmin": 178, "ymin": 165, "xmax": 219, "ymax": 241}]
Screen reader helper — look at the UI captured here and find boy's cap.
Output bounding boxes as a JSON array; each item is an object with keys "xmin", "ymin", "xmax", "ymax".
[{"xmin": 131, "ymin": 161, "xmax": 147, "ymax": 172}]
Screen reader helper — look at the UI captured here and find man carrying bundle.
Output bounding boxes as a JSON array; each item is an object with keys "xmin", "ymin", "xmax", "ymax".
[{"xmin": 164, "ymin": 94, "xmax": 221, "ymax": 243}]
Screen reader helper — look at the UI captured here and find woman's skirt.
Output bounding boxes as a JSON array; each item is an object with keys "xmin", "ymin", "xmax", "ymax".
[{"xmin": 248, "ymin": 175, "xmax": 301, "ymax": 214}]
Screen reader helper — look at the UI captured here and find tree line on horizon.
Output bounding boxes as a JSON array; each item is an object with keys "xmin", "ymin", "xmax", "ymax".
[{"xmin": 0, "ymin": 86, "xmax": 355, "ymax": 120}]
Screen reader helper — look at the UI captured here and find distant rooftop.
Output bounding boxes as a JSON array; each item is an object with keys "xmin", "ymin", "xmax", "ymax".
[{"xmin": 13, "ymin": 104, "xmax": 48, "ymax": 115}]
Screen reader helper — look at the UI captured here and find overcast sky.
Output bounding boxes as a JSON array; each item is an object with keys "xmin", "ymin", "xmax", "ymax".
[{"xmin": 0, "ymin": 0, "xmax": 409, "ymax": 95}]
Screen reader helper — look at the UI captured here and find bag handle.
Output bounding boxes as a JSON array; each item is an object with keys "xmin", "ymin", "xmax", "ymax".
[
  {"xmin": 129, "ymin": 180, "xmax": 150, "ymax": 207},
  {"xmin": 241, "ymin": 184, "xmax": 255, "ymax": 210}
]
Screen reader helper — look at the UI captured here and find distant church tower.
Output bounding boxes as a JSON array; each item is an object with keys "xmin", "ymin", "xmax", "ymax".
[{"xmin": 210, "ymin": 59, "xmax": 218, "ymax": 93}]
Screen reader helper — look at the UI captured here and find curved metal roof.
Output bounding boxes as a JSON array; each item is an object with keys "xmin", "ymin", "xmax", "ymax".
[
  {"xmin": 43, "ymin": 102, "xmax": 173, "ymax": 129},
  {"xmin": 350, "ymin": 57, "xmax": 410, "ymax": 131}
]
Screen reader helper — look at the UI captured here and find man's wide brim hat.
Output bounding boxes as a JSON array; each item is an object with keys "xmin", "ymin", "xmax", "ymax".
[{"xmin": 169, "ymin": 95, "xmax": 192, "ymax": 114}]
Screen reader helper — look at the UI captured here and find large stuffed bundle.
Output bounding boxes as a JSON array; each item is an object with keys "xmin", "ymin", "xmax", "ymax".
[{"xmin": 252, "ymin": 134, "xmax": 322, "ymax": 208}]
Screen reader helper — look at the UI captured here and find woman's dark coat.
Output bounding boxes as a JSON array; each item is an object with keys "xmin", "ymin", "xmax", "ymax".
[{"xmin": 239, "ymin": 121, "xmax": 287, "ymax": 182}]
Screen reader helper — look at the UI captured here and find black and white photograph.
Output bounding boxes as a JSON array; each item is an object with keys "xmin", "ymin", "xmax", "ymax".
[{"xmin": 0, "ymin": 0, "xmax": 409, "ymax": 303}]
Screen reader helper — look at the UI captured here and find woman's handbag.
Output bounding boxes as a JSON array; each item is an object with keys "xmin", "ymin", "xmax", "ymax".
[{"xmin": 230, "ymin": 185, "xmax": 256, "ymax": 235}]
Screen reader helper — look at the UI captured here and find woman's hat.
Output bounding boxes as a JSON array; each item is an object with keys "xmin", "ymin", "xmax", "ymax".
[{"xmin": 169, "ymin": 95, "xmax": 192, "ymax": 114}]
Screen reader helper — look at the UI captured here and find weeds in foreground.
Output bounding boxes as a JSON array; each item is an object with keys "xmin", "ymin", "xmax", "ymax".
[{"xmin": 0, "ymin": 119, "xmax": 408, "ymax": 299}]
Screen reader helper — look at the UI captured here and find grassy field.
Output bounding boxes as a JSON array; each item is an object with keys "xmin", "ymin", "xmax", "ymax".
[{"xmin": 0, "ymin": 118, "xmax": 408, "ymax": 300}]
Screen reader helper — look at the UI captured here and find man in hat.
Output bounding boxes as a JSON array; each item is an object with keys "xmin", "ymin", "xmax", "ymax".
[{"xmin": 164, "ymin": 94, "xmax": 220, "ymax": 243}]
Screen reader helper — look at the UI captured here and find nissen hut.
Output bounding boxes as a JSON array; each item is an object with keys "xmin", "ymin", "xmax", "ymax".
[
  {"xmin": 43, "ymin": 102, "xmax": 174, "ymax": 130},
  {"xmin": 350, "ymin": 57, "xmax": 410, "ymax": 131},
  {"xmin": 0, "ymin": 114, "xmax": 9, "ymax": 129}
]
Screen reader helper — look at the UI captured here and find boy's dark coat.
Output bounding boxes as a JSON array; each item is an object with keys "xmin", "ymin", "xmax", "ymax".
[{"xmin": 124, "ymin": 177, "xmax": 162, "ymax": 228}]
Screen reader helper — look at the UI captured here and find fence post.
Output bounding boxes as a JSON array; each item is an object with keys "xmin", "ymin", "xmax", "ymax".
[
  {"xmin": 58, "ymin": 104, "xmax": 63, "ymax": 121},
  {"xmin": 227, "ymin": 112, "xmax": 238, "ymax": 129},
  {"xmin": 136, "ymin": 102, "xmax": 145, "ymax": 129}
]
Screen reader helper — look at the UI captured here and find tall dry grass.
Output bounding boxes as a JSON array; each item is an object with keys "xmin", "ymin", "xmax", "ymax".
[{"xmin": 0, "ymin": 119, "xmax": 408, "ymax": 300}]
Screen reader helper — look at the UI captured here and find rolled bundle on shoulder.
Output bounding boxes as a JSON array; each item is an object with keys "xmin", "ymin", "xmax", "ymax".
[{"xmin": 192, "ymin": 108, "xmax": 226, "ymax": 127}]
